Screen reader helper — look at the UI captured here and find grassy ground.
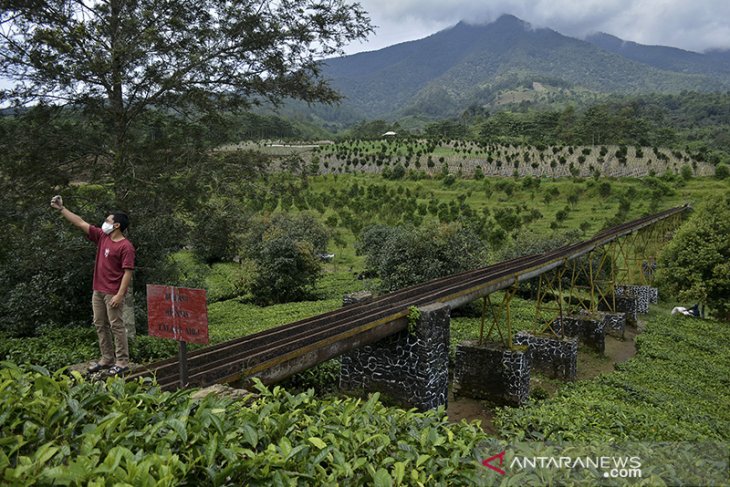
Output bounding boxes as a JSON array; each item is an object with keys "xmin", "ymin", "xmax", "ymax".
[{"xmin": 494, "ymin": 302, "xmax": 730, "ymax": 442}]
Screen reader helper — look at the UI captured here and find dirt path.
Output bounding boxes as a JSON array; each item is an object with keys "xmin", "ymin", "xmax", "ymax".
[
  {"xmin": 576, "ymin": 325, "xmax": 638, "ymax": 380},
  {"xmin": 446, "ymin": 325, "xmax": 639, "ymax": 433},
  {"xmin": 446, "ymin": 390, "xmax": 500, "ymax": 434}
]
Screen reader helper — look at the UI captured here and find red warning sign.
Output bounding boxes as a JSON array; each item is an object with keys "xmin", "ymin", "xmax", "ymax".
[{"xmin": 146, "ymin": 284, "xmax": 209, "ymax": 344}]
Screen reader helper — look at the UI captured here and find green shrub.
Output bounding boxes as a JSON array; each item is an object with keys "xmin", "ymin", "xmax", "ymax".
[
  {"xmin": 500, "ymin": 228, "xmax": 581, "ymax": 261},
  {"xmin": 496, "ymin": 314, "xmax": 730, "ymax": 442},
  {"xmin": 280, "ymin": 359, "xmax": 341, "ymax": 394},
  {"xmin": 656, "ymin": 197, "xmax": 730, "ymax": 321},
  {"xmin": 358, "ymin": 222, "xmax": 487, "ymax": 292},
  {"xmin": 385, "ymin": 163, "xmax": 406, "ymax": 180},
  {"xmin": 189, "ymin": 201, "xmax": 245, "ymax": 264},
  {"xmin": 0, "ymin": 210, "xmax": 96, "ymax": 336},
  {"xmin": 598, "ymin": 181, "xmax": 612, "ymax": 198},
  {"xmin": 0, "ymin": 363, "xmax": 489, "ymax": 485},
  {"xmin": 680, "ymin": 164, "xmax": 693, "ymax": 180},
  {"xmin": 715, "ymin": 163, "xmax": 729, "ymax": 179},
  {"xmin": 0, "ymin": 327, "xmax": 97, "ymax": 370},
  {"xmin": 244, "ymin": 213, "xmax": 330, "ymax": 304}
]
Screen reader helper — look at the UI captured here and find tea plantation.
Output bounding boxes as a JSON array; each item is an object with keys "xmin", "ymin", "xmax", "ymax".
[
  {"xmin": 1, "ymin": 171, "xmax": 729, "ymax": 485},
  {"xmin": 2, "ymin": 308, "xmax": 728, "ymax": 485}
]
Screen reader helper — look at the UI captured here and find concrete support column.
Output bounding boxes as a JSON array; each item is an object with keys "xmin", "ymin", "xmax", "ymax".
[
  {"xmin": 452, "ymin": 342, "xmax": 530, "ymax": 406},
  {"xmin": 616, "ymin": 285, "xmax": 658, "ymax": 314},
  {"xmin": 600, "ymin": 288, "xmax": 639, "ymax": 326},
  {"xmin": 339, "ymin": 297, "xmax": 450, "ymax": 411},
  {"xmin": 597, "ymin": 311, "xmax": 627, "ymax": 339},
  {"xmin": 556, "ymin": 314, "xmax": 606, "ymax": 353},
  {"xmin": 514, "ymin": 332, "xmax": 577, "ymax": 380}
]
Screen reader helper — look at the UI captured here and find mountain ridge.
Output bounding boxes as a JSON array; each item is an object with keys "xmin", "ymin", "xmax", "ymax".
[
  {"xmin": 584, "ymin": 32, "xmax": 730, "ymax": 76},
  {"xmin": 315, "ymin": 14, "xmax": 730, "ymax": 121}
]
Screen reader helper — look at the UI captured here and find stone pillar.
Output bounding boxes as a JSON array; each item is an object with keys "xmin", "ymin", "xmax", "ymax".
[
  {"xmin": 339, "ymin": 291, "xmax": 373, "ymax": 394},
  {"xmin": 452, "ymin": 342, "xmax": 530, "ymax": 406},
  {"xmin": 616, "ymin": 285, "xmax": 658, "ymax": 314},
  {"xmin": 556, "ymin": 314, "xmax": 606, "ymax": 353},
  {"xmin": 648, "ymin": 287, "xmax": 659, "ymax": 304},
  {"xmin": 339, "ymin": 300, "xmax": 450, "ymax": 411},
  {"xmin": 597, "ymin": 311, "xmax": 626, "ymax": 339},
  {"xmin": 514, "ymin": 332, "xmax": 577, "ymax": 380},
  {"xmin": 600, "ymin": 292, "xmax": 639, "ymax": 327}
]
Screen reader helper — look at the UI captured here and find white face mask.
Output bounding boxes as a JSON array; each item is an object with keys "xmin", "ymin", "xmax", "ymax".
[{"xmin": 101, "ymin": 222, "xmax": 115, "ymax": 235}]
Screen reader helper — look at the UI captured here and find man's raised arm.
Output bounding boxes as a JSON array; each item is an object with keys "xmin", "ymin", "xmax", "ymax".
[{"xmin": 51, "ymin": 195, "xmax": 90, "ymax": 235}]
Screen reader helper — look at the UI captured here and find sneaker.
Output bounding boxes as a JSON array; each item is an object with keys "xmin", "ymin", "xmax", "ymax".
[
  {"xmin": 106, "ymin": 364, "xmax": 130, "ymax": 376},
  {"xmin": 87, "ymin": 362, "xmax": 112, "ymax": 373}
]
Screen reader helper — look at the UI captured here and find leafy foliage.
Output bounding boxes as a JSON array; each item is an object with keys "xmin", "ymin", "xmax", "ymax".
[
  {"xmin": 279, "ymin": 359, "xmax": 342, "ymax": 394},
  {"xmin": 656, "ymin": 197, "xmax": 730, "ymax": 320},
  {"xmin": 0, "ymin": 364, "xmax": 488, "ymax": 485},
  {"xmin": 0, "ymin": 212, "xmax": 95, "ymax": 336},
  {"xmin": 0, "ymin": 328, "xmax": 180, "ymax": 371},
  {"xmin": 1, "ymin": 0, "xmax": 371, "ymax": 167},
  {"xmin": 0, "ymin": 107, "xmax": 107, "ymax": 335},
  {"xmin": 245, "ymin": 213, "xmax": 330, "ymax": 304},
  {"xmin": 358, "ymin": 222, "xmax": 488, "ymax": 292},
  {"xmin": 496, "ymin": 313, "xmax": 730, "ymax": 442},
  {"xmin": 0, "ymin": 328, "xmax": 97, "ymax": 370},
  {"xmin": 189, "ymin": 200, "xmax": 246, "ymax": 264},
  {"xmin": 715, "ymin": 163, "xmax": 729, "ymax": 179}
]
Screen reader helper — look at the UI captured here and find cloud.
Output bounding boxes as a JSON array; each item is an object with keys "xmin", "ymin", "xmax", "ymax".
[{"xmin": 347, "ymin": 0, "xmax": 730, "ymax": 53}]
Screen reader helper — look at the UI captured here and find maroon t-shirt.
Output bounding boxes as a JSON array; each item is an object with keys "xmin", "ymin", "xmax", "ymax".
[{"xmin": 87, "ymin": 226, "xmax": 136, "ymax": 294}]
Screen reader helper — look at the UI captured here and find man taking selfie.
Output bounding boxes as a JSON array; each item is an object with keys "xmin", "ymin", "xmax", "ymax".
[{"xmin": 51, "ymin": 195, "xmax": 135, "ymax": 376}]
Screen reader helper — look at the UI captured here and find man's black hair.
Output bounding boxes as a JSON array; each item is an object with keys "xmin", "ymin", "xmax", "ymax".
[{"xmin": 111, "ymin": 212, "xmax": 129, "ymax": 232}]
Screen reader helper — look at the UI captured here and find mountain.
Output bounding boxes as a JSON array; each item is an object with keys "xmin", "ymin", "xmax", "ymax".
[
  {"xmin": 585, "ymin": 32, "xmax": 730, "ymax": 77},
  {"xmin": 316, "ymin": 15, "xmax": 730, "ymax": 121}
]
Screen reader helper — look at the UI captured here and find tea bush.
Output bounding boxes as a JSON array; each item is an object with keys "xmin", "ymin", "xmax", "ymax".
[
  {"xmin": 0, "ymin": 364, "xmax": 490, "ymax": 485},
  {"xmin": 0, "ymin": 328, "xmax": 97, "ymax": 371},
  {"xmin": 0, "ymin": 328, "xmax": 180, "ymax": 370},
  {"xmin": 495, "ymin": 314, "xmax": 730, "ymax": 442}
]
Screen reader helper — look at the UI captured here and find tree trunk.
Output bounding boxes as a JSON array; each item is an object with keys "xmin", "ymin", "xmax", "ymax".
[{"xmin": 109, "ymin": 0, "xmax": 128, "ymax": 203}]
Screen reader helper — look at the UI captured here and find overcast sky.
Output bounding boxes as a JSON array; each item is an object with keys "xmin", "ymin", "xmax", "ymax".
[{"xmin": 343, "ymin": 0, "xmax": 730, "ymax": 55}]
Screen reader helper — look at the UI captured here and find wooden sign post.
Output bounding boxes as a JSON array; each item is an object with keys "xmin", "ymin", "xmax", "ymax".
[{"xmin": 146, "ymin": 284, "xmax": 209, "ymax": 387}]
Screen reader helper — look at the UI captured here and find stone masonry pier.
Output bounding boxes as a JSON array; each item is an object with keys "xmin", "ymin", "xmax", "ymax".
[
  {"xmin": 340, "ymin": 293, "xmax": 450, "ymax": 411},
  {"xmin": 452, "ymin": 342, "xmax": 530, "ymax": 406}
]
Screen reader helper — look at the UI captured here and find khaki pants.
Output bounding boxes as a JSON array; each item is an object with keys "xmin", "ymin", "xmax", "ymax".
[
  {"xmin": 92, "ymin": 291, "xmax": 129, "ymax": 366},
  {"xmin": 123, "ymin": 284, "xmax": 136, "ymax": 341}
]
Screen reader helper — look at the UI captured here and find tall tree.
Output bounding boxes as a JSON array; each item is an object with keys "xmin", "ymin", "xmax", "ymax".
[
  {"xmin": 1, "ymin": 0, "xmax": 372, "ymax": 196},
  {"xmin": 656, "ymin": 197, "xmax": 730, "ymax": 321}
]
